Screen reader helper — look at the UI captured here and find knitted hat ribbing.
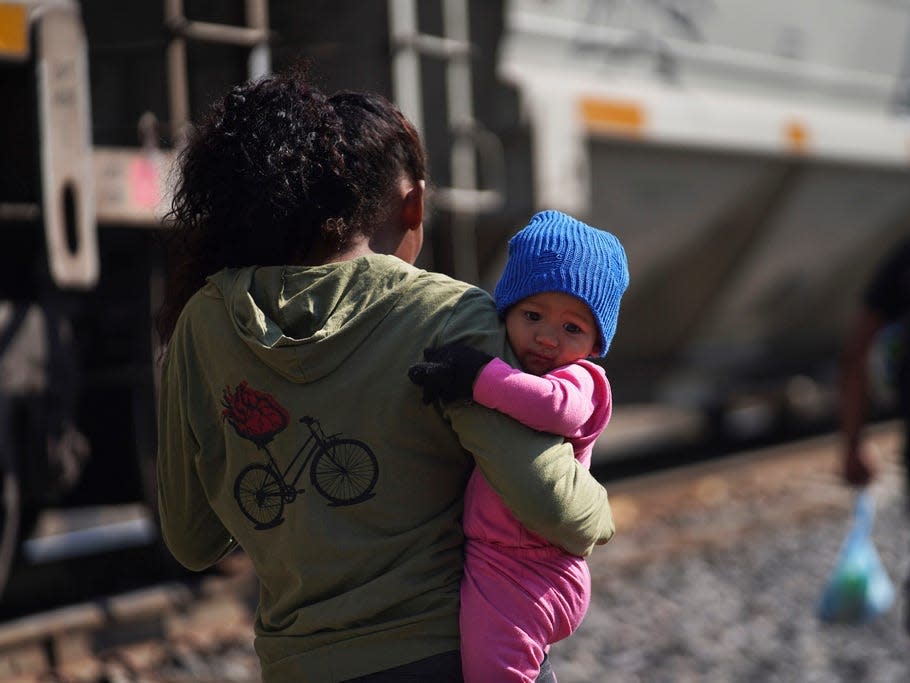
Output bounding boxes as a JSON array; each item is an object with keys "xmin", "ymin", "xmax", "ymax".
[{"xmin": 494, "ymin": 210, "xmax": 629, "ymax": 356}]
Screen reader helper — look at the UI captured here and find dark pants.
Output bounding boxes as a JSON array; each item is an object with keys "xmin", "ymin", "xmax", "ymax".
[
  {"xmin": 343, "ymin": 652, "xmax": 462, "ymax": 682},
  {"xmin": 343, "ymin": 652, "xmax": 556, "ymax": 682}
]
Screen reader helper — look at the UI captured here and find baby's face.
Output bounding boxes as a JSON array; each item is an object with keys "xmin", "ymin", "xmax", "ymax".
[{"xmin": 504, "ymin": 292, "xmax": 599, "ymax": 375}]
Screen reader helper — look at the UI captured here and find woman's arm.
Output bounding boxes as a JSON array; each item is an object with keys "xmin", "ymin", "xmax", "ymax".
[
  {"xmin": 447, "ymin": 403, "xmax": 613, "ymax": 556},
  {"xmin": 156, "ymin": 334, "xmax": 237, "ymax": 571},
  {"xmin": 473, "ymin": 358, "xmax": 609, "ymax": 437}
]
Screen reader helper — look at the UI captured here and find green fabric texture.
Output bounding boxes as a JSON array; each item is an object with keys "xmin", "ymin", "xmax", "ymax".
[{"xmin": 156, "ymin": 254, "xmax": 614, "ymax": 682}]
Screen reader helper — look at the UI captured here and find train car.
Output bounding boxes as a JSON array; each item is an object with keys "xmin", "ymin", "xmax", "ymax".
[
  {"xmin": 496, "ymin": 0, "xmax": 910, "ymax": 446},
  {"xmin": 1, "ymin": 0, "xmax": 908, "ymax": 599}
]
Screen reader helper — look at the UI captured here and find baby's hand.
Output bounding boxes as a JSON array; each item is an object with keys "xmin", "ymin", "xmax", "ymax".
[
  {"xmin": 408, "ymin": 357, "xmax": 456, "ymax": 404},
  {"xmin": 407, "ymin": 343, "xmax": 493, "ymax": 403}
]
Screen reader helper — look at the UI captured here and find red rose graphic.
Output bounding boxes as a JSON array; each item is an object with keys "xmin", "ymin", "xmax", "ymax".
[{"xmin": 221, "ymin": 381, "xmax": 290, "ymax": 447}]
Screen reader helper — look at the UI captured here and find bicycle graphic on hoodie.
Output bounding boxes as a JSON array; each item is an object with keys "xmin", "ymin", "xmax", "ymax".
[{"xmin": 222, "ymin": 382, "xmax": 378, "ymax": 530}]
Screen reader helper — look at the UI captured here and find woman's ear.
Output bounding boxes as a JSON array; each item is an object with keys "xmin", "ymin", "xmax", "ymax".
[
  {"xmin": 401, "ymin": 179, "xmax": 425, "ymax": 231},
  {"xmin": 383, "ymin": 178, "xmax": 425, "ymax": 264}
]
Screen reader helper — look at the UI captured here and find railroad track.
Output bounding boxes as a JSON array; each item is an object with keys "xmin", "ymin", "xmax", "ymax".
[
  {"xmin": 0, "ymin": 422, "xmax": 903, "ymax": 682},
  {"xmin": 0, "ymin": 554, "xmax": 259, "ymax": 683}
]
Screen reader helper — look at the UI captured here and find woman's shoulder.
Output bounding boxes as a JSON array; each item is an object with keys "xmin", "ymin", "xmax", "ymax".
[
  {"xmin": 416, "ymin": 272, "xmax": 497, "ymax": 322},
  {"xmin": 370, "ymin": 257, "xmax": 504, "ymax": 350},
  {"xmin": 182, "ymin": 281, "xmax": 228, "ymax": 320},
  {"xmin": 167, "ymin": 277, "xmax": 234, "ymax": 347},
  {"xmin": 374, "ymin": 255, "xmax": 493, "ymax": 307}
]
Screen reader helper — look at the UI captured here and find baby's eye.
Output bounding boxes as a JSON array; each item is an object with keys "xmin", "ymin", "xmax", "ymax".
[
  {"xmin": 523, "ymin": 311, "xmax": 541, "ymax": 322},
  {"xmin": 564, "ymin": 323, "xmax": 582, "ymax": 334}
]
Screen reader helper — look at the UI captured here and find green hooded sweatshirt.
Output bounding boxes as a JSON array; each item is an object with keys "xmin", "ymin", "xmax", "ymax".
[{"xmin": 156, "ymin": 254, "xmax": 614, "ymax": 682}]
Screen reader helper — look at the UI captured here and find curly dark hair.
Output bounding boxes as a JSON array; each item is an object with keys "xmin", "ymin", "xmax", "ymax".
[{"xmin": 155, "ymin": 69, "xmax": 427, "ymax": 344}]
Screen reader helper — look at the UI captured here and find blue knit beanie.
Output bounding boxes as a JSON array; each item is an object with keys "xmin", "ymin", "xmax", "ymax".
[{"xmin": 494, "ymin": 210, "xmax": 629, "ymax": 356}]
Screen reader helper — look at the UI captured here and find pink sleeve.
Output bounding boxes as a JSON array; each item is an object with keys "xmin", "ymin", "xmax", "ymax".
[{"xmin": 473, "ymin": 357, "xmax": 609, "ymax": 438}]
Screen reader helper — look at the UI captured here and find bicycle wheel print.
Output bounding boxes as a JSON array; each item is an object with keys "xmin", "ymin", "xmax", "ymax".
[
  {"xmin": 234, "ymin": 463, "xmax": 285, "ymax": 529},
  {"xmin": 311, "ymin": 438, "xmax": 378, "ymax": 505}
]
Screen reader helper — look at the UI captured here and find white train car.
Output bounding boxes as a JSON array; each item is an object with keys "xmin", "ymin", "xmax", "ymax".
[{"xmin": 492, "ymin": 0, "xmax": 910, "ymax": 442}]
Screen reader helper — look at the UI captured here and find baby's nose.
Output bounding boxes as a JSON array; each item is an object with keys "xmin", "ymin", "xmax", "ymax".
[{"xmin": 536, "ymin": 332, "xmax": 558, "ymax": 348}]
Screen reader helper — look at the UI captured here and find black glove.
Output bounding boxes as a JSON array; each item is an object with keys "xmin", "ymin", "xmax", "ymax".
[{"xmin": 408, "ymin": 343, "xmax": 493, "ymax": 404}]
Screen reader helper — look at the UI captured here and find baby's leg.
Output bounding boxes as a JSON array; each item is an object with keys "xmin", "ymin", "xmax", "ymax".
[{"xmin": 460, "ymin": 555, "xmax": 549, "ymax": 683}]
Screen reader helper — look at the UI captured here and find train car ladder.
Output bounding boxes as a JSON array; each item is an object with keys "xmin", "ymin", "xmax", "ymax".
[
  {"xmin": 388, "ymin": 0, "xmax": 505, "ymax": 283},
  {"xmin": 164, "ymin": 0, "xmax": 271, "ymax": 144},
  {"xmin": 0, "ymin": 1, "xmax": 99, "ymax": 289}
]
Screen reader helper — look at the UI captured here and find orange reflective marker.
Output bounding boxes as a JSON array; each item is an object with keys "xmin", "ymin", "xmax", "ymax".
[
  {"xmin": 580, "ymin": 96, "xmax": 646, "ymax": 138},
  {"xmin": 784, "ymin": 118, "xmax": 809, "ymax": 154},
  {"xmin": 0, "ymin": 3, "xmax": 28, "ymax": 59}
]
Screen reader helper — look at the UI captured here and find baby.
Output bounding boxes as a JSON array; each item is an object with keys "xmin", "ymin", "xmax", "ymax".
[{"xmin": 409, "ymin": 209, "xmax": 629, "ymax": 682}]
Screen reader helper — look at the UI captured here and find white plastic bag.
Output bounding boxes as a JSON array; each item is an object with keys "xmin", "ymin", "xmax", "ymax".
[{"xmin": 817, "ymin": 490, "xmax": 895, "ymax": 624}]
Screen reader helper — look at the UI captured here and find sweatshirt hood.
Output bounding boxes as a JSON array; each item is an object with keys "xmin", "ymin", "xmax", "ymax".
[{"xmin": 207, "ymin": 255, "xmax": 421, "ymax": 383}]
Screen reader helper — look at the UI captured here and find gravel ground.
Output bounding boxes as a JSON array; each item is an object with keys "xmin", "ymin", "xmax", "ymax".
[
  {"xmin": 551, "ymin": 456, "xmax": 910, "ymax": 683},
  {"xmin": 148, "ymin": 433, "xmax": 909, "ymax": 683},
  {"xmin": 22, "ymin": 434, "xmax": 904, "ymax": 683}
]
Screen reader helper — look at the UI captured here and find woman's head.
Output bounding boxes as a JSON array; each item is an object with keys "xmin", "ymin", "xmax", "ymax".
[{"xmin": 156, "ymin": 69, "xmax": 427, "ymax": 343}]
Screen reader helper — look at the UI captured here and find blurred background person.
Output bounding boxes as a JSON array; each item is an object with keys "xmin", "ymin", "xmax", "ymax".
[
  {"xmin": 838, "ymin": 233, "xmax": 910, "ymax": 636},
  {"xmin": 839, "ymin": 234, "xmax": 910, "ymax": 499}
]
